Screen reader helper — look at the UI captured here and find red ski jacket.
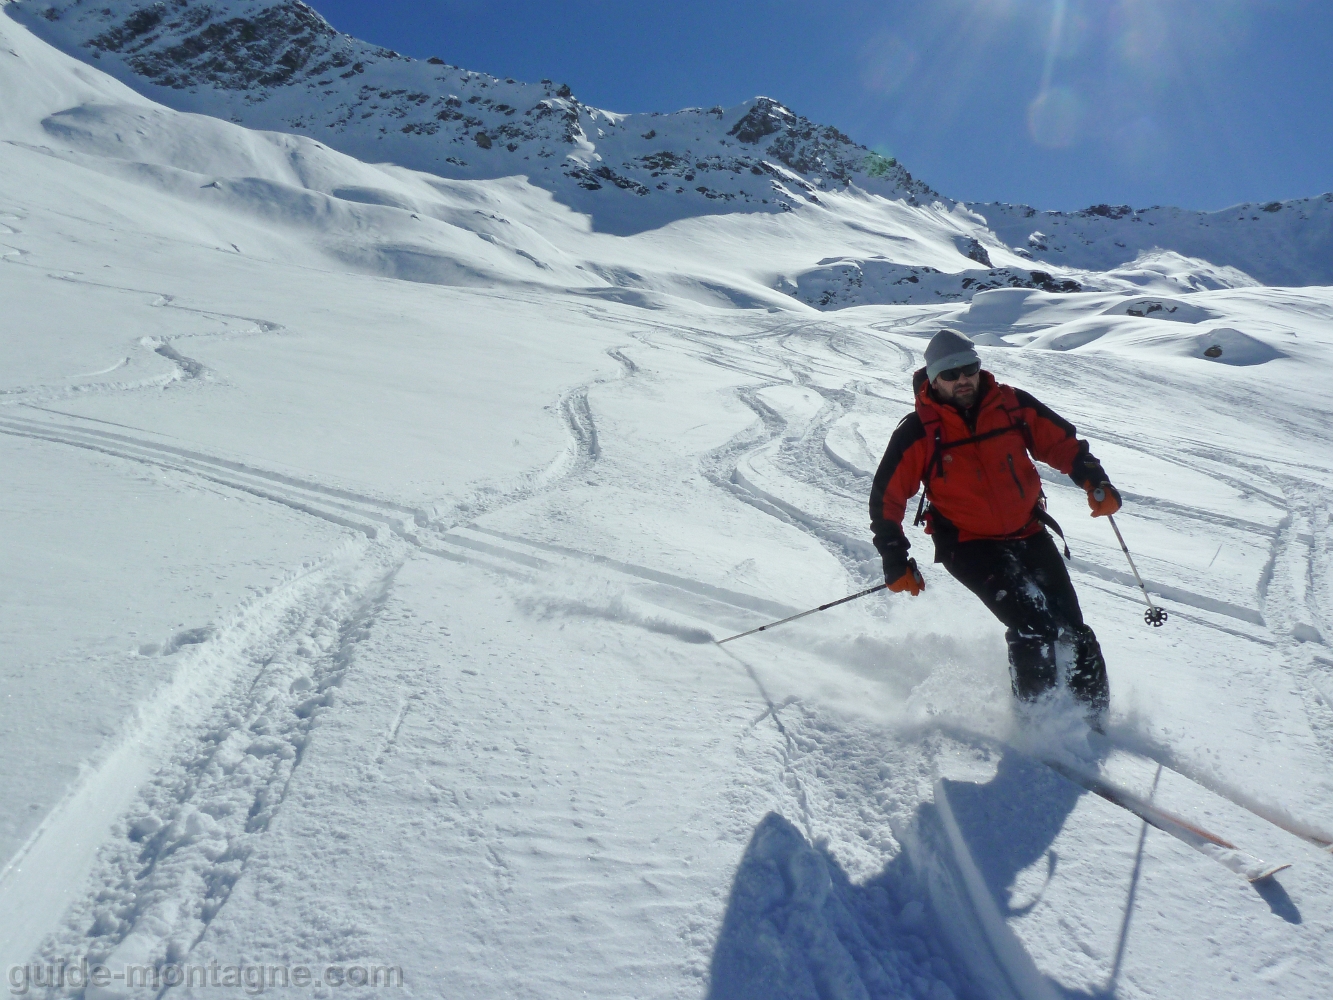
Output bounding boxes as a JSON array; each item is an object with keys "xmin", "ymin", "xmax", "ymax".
[{"xmin": 869, "ymin": 368, "xmax": 1107, "ymax": 576}]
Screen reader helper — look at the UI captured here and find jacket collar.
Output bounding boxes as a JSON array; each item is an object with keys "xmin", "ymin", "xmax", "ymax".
[{"xmin": 915, "ymin": 368, "xmax": 997, "ymax": 422}]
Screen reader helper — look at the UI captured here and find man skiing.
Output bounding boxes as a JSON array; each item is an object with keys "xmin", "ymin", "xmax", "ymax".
[{"xmin": 869, "ymin": 329, "xmax": 1121, "ymax": 723}]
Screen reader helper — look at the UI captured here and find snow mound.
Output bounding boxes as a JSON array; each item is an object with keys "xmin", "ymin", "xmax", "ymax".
[
  {"xmin": 783, "ymin": 256, "xmax": 1084, "ymax": 310},
  {"xmin": 962, "ymin": 287, "xmax": 1050, "ymax": 328},
  {"xmin": 1025, "ymin": 317, "xmax": 1288, "ymax": 364},
  {"xmin": 1112, "ymin": 326, "xmax": 1288, "ymax": 366},
  {"xmin": 1025, "ymin": 319, "xmax": 1126, "ymax": 352},
  {"xmin": 1099, "ymin": 295, "xmax": 1212, "ymax": 323},
  {"xmin": 1189, "ymin": 327, "xmax": 1289, "ymax": 365},
  {"xmin": 1104, "ymin": 250, "xmax": 1262, "ymax": 294}
]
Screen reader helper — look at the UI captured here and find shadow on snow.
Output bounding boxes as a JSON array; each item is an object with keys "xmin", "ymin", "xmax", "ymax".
[{"xmin": 707, "ymin": 748, "xmax": 1302, "ymax": 1000}]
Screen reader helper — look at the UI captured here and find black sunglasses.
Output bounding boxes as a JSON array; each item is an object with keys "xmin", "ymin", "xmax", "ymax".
[{"xmin": 937, "ymin": 361, "xmax": 981, "ymax": 382}]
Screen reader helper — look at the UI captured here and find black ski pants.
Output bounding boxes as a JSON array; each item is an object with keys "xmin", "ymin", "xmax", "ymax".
[{"xmin": 938, "ymin": 530, "xmax": 1109, "ymax": 715}]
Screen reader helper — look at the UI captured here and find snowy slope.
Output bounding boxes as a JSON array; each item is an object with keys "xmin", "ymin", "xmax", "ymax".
[{"xmin": 4, "ymin": 8, "xmax": 1333, "ymax": 1000}]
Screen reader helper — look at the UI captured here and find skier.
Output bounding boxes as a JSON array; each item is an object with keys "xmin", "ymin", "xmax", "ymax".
[{"xmin": 869, "ymin": 329, "xmax": 1121, "ymax": 723}]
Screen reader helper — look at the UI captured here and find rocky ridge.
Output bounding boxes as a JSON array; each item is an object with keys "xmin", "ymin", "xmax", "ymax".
[{"xmin": 9, "ymin": 0, "xmax": 937, "ymax": 235}]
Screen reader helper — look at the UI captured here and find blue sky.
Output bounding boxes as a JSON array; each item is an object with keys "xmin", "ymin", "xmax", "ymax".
[{"xmin": 311, "ymin": 0, "xmax": 1331, "ymax": 211}]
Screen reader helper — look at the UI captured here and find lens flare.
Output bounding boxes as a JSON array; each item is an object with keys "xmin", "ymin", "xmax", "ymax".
[
  {"xmin": 1028, "ymin": 86, "xmax": 1083, "ymax": 148},
  {"xmin": 1039, "ymin": 0, "xmax": 1068, "ymax": 93},
  {"xmin": 1026, "ymin": 0, "xmax": 1083, "ymax": 148},
  {"xmin": 859, "ymin": 34, "xmax": 920, "ymax": 96},
  {"xmin": 1115, "ymin": 0, "xmax": 1172, "ymax": 73}
]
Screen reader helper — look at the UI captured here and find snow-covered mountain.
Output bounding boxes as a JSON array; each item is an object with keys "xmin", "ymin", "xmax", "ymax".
[
  {"xmin": 973, "ymin": 196, "xmax": 1333, "ymax": 288},
  {"xmin": 4, "ymin": 7, "xmax": 1333, "ymax": 1000},
  {"xmin": 12, "ymin": 0, "xmax": 1332, "ymax": 290},
  {"xmin": 7, "ymin": 0, "xmax": 938, "ymax": 236},
  {"xmin": 6, "ymin": 0, "xmax": 1096, "ymax": 314}
]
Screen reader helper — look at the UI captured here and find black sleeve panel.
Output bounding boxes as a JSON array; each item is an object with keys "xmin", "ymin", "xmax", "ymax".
[
  {"xmin": 1012, "ymin": 387, "xmax": 1077, "ymax": 436},
  {"xmin": 1070, "ymin": 441, "xmax": 1109, "ymax": 489},
  {"xmin": 1012, "ymin": 387, "xmax": 1108, "ymax": 487},
  {"xmin": 869, "ymin": 412, "xmax": 926, "ymax": 578}
]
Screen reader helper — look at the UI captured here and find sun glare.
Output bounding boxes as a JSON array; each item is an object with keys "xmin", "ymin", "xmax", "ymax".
[{"xmin": 1021, "ymin": 0, "xmax": 1249, "ymax": 152}]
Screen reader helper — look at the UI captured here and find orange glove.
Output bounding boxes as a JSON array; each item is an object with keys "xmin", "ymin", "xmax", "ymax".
[
  {"xmin": 1087, "ymin": 481, "xmax": 1122, "ymax": 517},
  {"xmin": 888, "ymin": 559, "xmax": 925, "ymax": 595}
]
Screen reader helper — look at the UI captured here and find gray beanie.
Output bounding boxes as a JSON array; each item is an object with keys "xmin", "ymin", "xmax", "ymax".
[{"xmin": 924, "ymin": 329, "xmax": 981, "ymax": 380}]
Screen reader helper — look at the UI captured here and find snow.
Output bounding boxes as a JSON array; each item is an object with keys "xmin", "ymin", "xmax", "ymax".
[{"xmin": 4, "ymin": 5, "xmax": 1333, "ymax": 999}]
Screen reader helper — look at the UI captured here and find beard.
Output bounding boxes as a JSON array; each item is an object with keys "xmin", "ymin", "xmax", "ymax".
[{"xmin": 950, "ymin": 382, "xmax": 978, "ymax": 407}]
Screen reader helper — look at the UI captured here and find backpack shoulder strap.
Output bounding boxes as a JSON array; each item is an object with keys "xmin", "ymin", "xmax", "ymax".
[
  {"xmin": 916, "ymin": 406, "xmax": 945, "ymax": 484},
  {"xmin": 996, "ymin": 383, "xmax": 1036, "ymax": 453},
  {"xmin": 913, "ymin": 406, "xmax": 943, "ymax": 526}
]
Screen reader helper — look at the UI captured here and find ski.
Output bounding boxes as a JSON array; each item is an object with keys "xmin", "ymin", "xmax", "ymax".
[
  {"xmin": 1041, "ymin": 756, "xmax": 1291, "ymax": 883},
  {"xmin": 1100, "ymin": 739, "xmax": 1333, "ymax": 853},
  {"xmin": 937, "ymin": 725, "xmax": 1294, "ymax": 883}
]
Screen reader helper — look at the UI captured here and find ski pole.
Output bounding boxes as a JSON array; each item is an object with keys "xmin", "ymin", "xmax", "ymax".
[
  {"xmin": 1098, "ymin": 500, "xmax": 1168, "ymax": 627},
  {"xmin": 716, "ymin": 584, "xmax": 888, "ymax": 644}
]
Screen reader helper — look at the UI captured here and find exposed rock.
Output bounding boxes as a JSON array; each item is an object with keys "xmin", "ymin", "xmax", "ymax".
[
  {"xmin": 784, "ymin": 257, "xmax": 1085, "ymax": 310},
  {"xmin": 962, "ymin": 237, "xmax": 992, "ymax": 268},
  {"xmin": 1027, "ymin": 271, "xmax": 1081, "ymax": 294},
  {"xmin": 1082, "ymin": 204, "xmax": 1134, "ymax": 220},
  {"xmin": 727, "ymin": 98, "xmax": 786, "ymax": 144},
  {"xmin": 85, "ymin": 1, "xmax": 367, "ymax": 91}
]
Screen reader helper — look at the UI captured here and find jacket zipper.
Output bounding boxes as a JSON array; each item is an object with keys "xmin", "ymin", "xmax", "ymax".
[{"xmin": 1006, "ymin": 454, "xmax": 1026, "ymax": 498}]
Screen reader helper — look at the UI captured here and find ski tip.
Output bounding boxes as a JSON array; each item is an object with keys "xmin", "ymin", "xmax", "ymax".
[{"xmin": 1248, "ymin": 862, "xmax": 1293, "ymax": 883}]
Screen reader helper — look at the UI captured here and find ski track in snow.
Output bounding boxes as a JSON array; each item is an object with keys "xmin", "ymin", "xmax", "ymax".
[
  {"xmin": 1258, "ymin": 481, "xmax": 1333, "ymax": 758},
  {"xmin": 6, "ymin": 537, "xmax": 401, "ymax": 981},
  {"xmin": 10, "ymin": 297, "xmax": 1333, "ymax": 997},
  {"xmin": 0, "ymin": 330, "xmax": 694, "ymax": 984},
  {"xmin": 0, "ymin": 267, "xmax": 289, "ymax": 402}
]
